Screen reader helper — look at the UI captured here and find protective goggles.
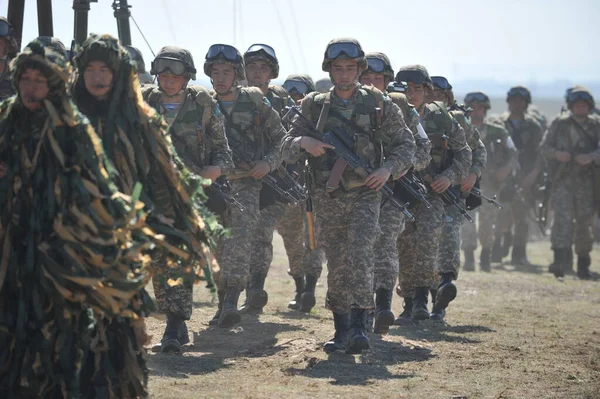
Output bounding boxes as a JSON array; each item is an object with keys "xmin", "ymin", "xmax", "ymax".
[
  {"xmin": 507, "ymin": 87, "xmax": 530, "ymax": 99},
  {"xmin": 0, "ymin": 20, "xmax": 12, "ymax": 37},
  {"xmin": 366, "ymin": 57, "xmax": 386, "ymax": 73},
  {"xmin": 245, "ymin": 44, "xmax": 276, "ymax": 59},
  {"xmin": 152, "ymin": 58, "xmax": 187, "ymax": 75},
  {"xmin": 464, "ymin": 92, "xmax": 489, "ymax": 104},
  {"xmin": 567, "ymin": 90, "xmax": 593, "ymax": 104},
  {"xmin": 283, "ymin": 80, "xmax": 310, "ymax": 95},
  {"xmin": 395, "ymin": 70, "xmax": 429, "ymax": 85},
  {"xmin": 431, "ymin": 76, "xmax": 452, "ymax": 90},
  {"xmin": 326, "ymin": 42, "xmax": 362, "ymax": 59},
  {"xmin": 206, "ymin": 44, "xmax": 240, "ymax": 62}
]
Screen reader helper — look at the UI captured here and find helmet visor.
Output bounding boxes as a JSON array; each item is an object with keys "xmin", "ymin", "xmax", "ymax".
[
  {"xmin": 395, "ymin": 70, "xmax": 429, "ymax": 85},
  {"xmin": 246, "ymin": 43, "xmax": 276, "ymax": 59},
  {"xmin": 464, "ymin": 92, "xmax": 488, "ymax": 104},
  {"xmin": 326, "ymin": 42, "xmax": 362, "ymax": 60},
  {"xmin": 283, "ymin": 80, "xmax": 310, "ymax": 95},
  {"xmin": 0, "ymin": 20, "xmax": 11, "ymax": 37},
  {"xmin": 206, "ymin": 44, "xmax": 240, "ymax": 62},
  {"xmin": 431, "ymin": 76, "xmax": 452, "ymax": 90},
  {"xmin": 366, "ymin": 57, "xmax": 386, "ymax": 73},
  {"xmin": 567, "ymin": 90, "xmax": 593, "ymax": 105},
  {"xmin": 152, "ymin": 58, "xmax": 187, "ymax": 76}
]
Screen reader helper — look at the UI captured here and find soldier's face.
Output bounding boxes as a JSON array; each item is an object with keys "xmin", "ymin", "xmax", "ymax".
[
  {"xmin": 211, "ymin": 63, "xmax": 236, "ymax": 94},
  {"xmin": 359, "ymin": 71, "xmax": 385, "ymax": 92},
  {"xmin": 470, "ymin": 103, "xmax": 487, "ymax": 120},
  {"xmin": 330, "ymin": 59, "xmax": 359, "ymax": 88},
  {"xmin": 83, "ymin": 60, "xmax": 114, "ymax": 100},
  {"xmin": 245, "ymin": 60, "xmax": 272, "ymax": 86},
  {"xmin": 406, "ymin": 82, "xmax": 425, "ymax": 108},
  {"xmin": 158, "ymin": 72, "xmax": 188, "ymax": 96},
  {"xmin": 508, "ymin": 97, "xmax": 527, "ymax": 114},
  {"xmin": 571, "ymin": 100, "xmax": 590, "ymax": 118},
  {"xmin": 18, "ymin": 68, "xmax": 49, "ymax": 111},
  {"xmin": 433, "ymin": 88, "xmax": 448, "ymax": 105}
]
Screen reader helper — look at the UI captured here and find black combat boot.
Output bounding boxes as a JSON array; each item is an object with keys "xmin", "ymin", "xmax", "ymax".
[
  {"xmin": 218, "ymin": 287, "xmax": 242, "ymax": 328},
  {"xmin": 431, "ymin": 273, "xmax": 457, "ymax": 321},
  {"xmin": 512, "ymin": 245, "xmax": 530, "ymax": 266},
  {"xmin": 480, "ymin": 248, "xmax": 492, "ymax": 272},
  {"xmin": 239, "ymin": 273, "xmax": 268, "ymax": 315},
  {"xmin": 345, "ymin": 308, "xmax": 370, "ymax": 354},
  {"xmin": 374, "ymin": 288, "xmax": 395, "ymax": 335},
  {"xmin": 577, "ymin": 253, "xmax": 591, "ymax": 280},
  {"xmin": 463, "ymin": 249, "xmax": 475, "ymax": 271},
  {"xmin": 299, "ymin": 275, "xmax": 317, "ymax": 313},
  {"xmin": 412, "ymin": 287, "xmax": 430, "ymax": 321},
  {"xmin": 209, "ymin": 290, "xmax": 225, "ymax": 326},
  {"xmin": 323, "ymin": 312, "xmax": 349, "ymax": 353},
  {"xmin": 394, "ymin": 297, "xmax": 413, "ymax": 325},
  {"xmin": 549, "ymin": 248, "xmax": 566, "ymax": 279},
  {"xmin": 491, "ymin": 236, "xmax": 504, "ymax": 263},
  {"xmin": 502, "ymin": 231, "xmax": 513, "ymax": 258},
  {"xmin": 160, "ymin": 316, "xmax": 185, "ymax": 353},
  {"xmin": 287, "ymin": 276, "xmax": 305, "ymax": 310}
]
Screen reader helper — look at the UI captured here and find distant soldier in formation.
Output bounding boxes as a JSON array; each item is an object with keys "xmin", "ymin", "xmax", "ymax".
[
  {"xmin": 0, "ymin": 17, "xmax": 19, "ymax": 99},
  {"xmin": 126, "ymin": 45, "xmax": 154, "ymax": 85}
]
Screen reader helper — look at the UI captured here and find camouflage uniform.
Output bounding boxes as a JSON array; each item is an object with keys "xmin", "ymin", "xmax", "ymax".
[
  {"xmin": 0, "ymin": 17, "xmax": 19, "ymax": 100},
  {"xmin": 540, "ymin": 88, "xmax": 600, "ymax": 278},
  {"xmin": 143, "ymin": 77, "xmax": 233, "ymax": 321}
]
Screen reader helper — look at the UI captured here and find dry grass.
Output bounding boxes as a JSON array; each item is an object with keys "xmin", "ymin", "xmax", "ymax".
[{"xmin": 144, "ymin": 236, "xmax": 600, "ymax": 399}]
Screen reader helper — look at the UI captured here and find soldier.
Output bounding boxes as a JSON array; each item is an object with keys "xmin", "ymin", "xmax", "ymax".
[
  {"xmin": 359, "ymin": 52, "xmax": 431, "ymax": 334},
  {"xmin": 281, "ymin": 74, "xmax": 327, "ymax": 312},
  {"xmin": 429, "ymin": 76, "xmax": 486, "ymax": 320},
  {"xmin": 540, "ymin": 86, "xmax": 600, "ymax": 279},
  {"xmin": 283, "ymin": 38, "xmax": 416, "ymax": 354},
  {"xmin": 498, "ymin": 86, "xmax": 544, "ymax": 265},
  {"xmin": 126, "ymin": 45, "xmax": 154, "ymax": 85},
  {"xmin": 238, "ymin": 43, "xmax": 298, "ymax": 314},
  {"xmin": 36, "ymin": 36, "xmax": 67, "ymax": 57},
  {"xmin": 0, "ymin": 17, "xmax": 19, "ymax": 99},
  {"xmin": 461, "ymin": 92, "xmax": 517, "ymax": 271},
  {"xmin": 204, "ymin": 44, "xmax": 285, "ymax": 327},
  {"xmin": 394, "ymin": 66, "xmax": 471, "ymax": 325},
  {"xmin": 142, "ymin": 46, "xmax": 233, "ymax": 352}
]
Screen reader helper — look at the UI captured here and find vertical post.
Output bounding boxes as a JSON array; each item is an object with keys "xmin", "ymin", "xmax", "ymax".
[
  {"xmin": 37, "ymin": 0, "xmax": 54, "ymax": 37},
  {"xmin": 73, "ymin": 0, "xmax": 96, "ymax": 45},
  {"xmin": 112, "ymin": 0, "xmax": 132, "ymax": 46},
  {"xmin": 7, "ymin": 0, "xmax": 26, "ymax": 50}
]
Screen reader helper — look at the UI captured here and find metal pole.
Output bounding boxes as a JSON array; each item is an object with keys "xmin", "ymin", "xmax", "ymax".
[
  {"xmin": 37, "ymin": 0, "xmax": 54, "ymax": 37},
  {"xmin": 73, "ymin": 0, "xmax": 97, "ymax": 45},
  {"xmin": 113, "ymin": 0, "xmax": 132, "ymax": 46},
  {"xmin": 7, "ymin": 0, "xmax": 26, "ymax": 50}
]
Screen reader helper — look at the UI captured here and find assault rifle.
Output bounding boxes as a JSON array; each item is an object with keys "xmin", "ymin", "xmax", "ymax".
[
  {"xmin": 284, "ymin": 106, "xmax": 415, "ymax": 222},
  {"xmin": 441, "ymin": 186, "xmax": 475, "ymax": 223},
  {"xmin": 209, "ymin": 178, "xmax": 245, "ymax": 212},
  {"xmin": 470, "ymin": 187, "xmax": 503, "ymax": 209}
]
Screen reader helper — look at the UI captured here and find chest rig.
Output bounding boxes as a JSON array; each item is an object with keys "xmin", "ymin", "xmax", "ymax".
[{"xmin": 423, "ymin": 101, "xmax": 454, "ymax": 174}]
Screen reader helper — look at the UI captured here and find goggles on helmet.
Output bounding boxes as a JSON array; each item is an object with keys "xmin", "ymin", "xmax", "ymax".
[
  {"xmin": 246, "ymin": 43, "xmax": 276, "ymax": 60},
  {"xmin": 366, "ymin": 57, "xmax": 386, "ymax": 73},
  {"xmin": 567, "ymin": 90, "xmax": 593, "ymax": 104},
  {"xmin": 206, "ymin": 44, "xmax": 240, "ymax": 62},
  {"xmin": 431, "ymin": 76, "xmax": 452, "ymax": 90},
  {"xmin": 507, "ymin": 87, "xmax": 530, "ymax": 99},
  {"xmin": 283, "ymin": 80, "xmax": 310, "ymax": 95},
  {"xmin": 152, "ymin": 58, "xmax": 187, "ymax": 76},
  {"xmin": 395, "ymin": 70, "xmax": 429, "ymax": 85},
  {"xmin": 464, "ymin": 92, "xmax": 489, "ymax": 104},
  {"xmin": 0, "ymin": 20, "xmax": 12, "ymax": 37},
  {"xmin": 326, "ymin": 42, "xmax": 362, "ymax": 60}
]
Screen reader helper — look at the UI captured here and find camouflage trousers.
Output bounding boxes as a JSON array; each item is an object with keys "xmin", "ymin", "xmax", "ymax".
[
  {"xmin": 435, "ymin": 199, "xmax": 466, "ymax": 279},
  {"xmin": 461, "ymin": 183, "xmax": 504, "ymax": 251},
  {"xmin": 152, "ymin": 253, "xmax": 194, "ymax": 319},
  {"xmin": 278, "ymin": 203, "xmax": 325, "ymax": 278},
  {"xmin": 374, "ymin": 200, "xmax": 405, "ymax": 291},
  {"xmin": 506, "ymin": 189, "xmax": 531, "ymax": 247},
  {"xmin": 314, "ymin": 187, "xmax": 381, "ymax": 313},
  {"xmin": 551, "ymin": 174, "xmax": 595, "ymax": 254},
  {"xmin": 249, "ymin": 201, "xmax": 287, "ymax": 279},
  {"xmin": 397, "ymin": 194, "xmax": 444, "ymax": 297},
  {"xmin": 213, "ymin": 179, "xmax": 262, "ymax": 290}
]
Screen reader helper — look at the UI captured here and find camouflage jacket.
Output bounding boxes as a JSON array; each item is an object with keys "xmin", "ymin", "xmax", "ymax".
[
  {"xmin": 540, "ymin": 112, "xmax": 600, "ymax": 180},
  {"xmin": 214, "ymin": 86, "xmax": 285, "ymax": 173},
  {"xmin": 499, "ymin": 113, "xmax": 544, "ymax": 174},
  {"xmin": 142, "ymin": 85, "xmax": 233, "ymax": 174},
  {"xmin": 449, "ymin": 107, "xmax": 487, "ymax": 178},
  {"xmin": 284, "ymin": 86, "xmax": 416, "ymax": 188},
  {"xmin": 477, "ymin": 120, "xmax": 518, "ymax": 183},
  {"xmin": 267, "ymin": 84, "xmax": 295, "ymax": 117}
]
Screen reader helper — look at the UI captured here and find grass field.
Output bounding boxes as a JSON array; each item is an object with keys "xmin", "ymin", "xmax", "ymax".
[{"xmin": 144, "ymin": 236, "xmax": 600, "ymax": 399}]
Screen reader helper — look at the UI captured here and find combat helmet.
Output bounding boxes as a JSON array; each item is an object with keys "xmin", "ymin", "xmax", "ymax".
[
  {"xmin": 395, "ymin": 64, "xmax": 433, "ymax": 90},
  {"xmin": 151, "ymin": 46, "xmax": 196, "ymax": 79},
  {"xmin": 506, "ymin": 86, "xmax": 531, "ymax": 104},
  {"xmin": 204, "ymin": 44, "xmax": 246, "ymax": 81},
  {"xmin": 566, "ymin": 85, "xmax": 595, "ymax": 109},
  {"xmin": 0, "ymin": 17, "xmax": 19, "ymax": 57},
  {"xmin": 283, "ymin": 74, "xmax": 315, "ymax": 95},
  {"xmin": 464, "ymin": 91, "xmax": 491, "ymax": 110},
  {"xmin": 244, "ymin": 44, "xmax": 279, "ymax": 79},
  {"xmin": 36, "ymin": 36, "xmax": 67, "ymax": 58},
  {"xmin": 125, "ymin": 45, "xmax": 147, "ymax": 72},
  {"xmin": 431, "ymin": 76, "xmax": 455, "ymax": 105},
  {"xmin": 315, "ymin": 77, "xmax": 333, "ymax": 93},
  {"xmin": 364, "ymin": 52, "xmax": 394, "ymax": 81},
  {"xmin": 321, "ymin": 38, "xmax": 367, "ymax": 72}
]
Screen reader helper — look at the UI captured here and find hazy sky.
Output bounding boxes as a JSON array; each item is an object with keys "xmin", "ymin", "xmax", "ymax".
[{"xmin": 2, "ymin": 0, "xmax": 599, "ymax": 85}]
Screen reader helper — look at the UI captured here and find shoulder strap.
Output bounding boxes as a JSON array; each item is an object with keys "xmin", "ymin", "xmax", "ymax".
[{"xmin": 316, "ymin": 92, "xmax": 331, "ymax": 133}]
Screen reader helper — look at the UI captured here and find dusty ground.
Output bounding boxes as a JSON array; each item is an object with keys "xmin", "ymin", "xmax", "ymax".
[{"xmin": 144, "ymin": 236, "xmax": 600, "ymax": 399}]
